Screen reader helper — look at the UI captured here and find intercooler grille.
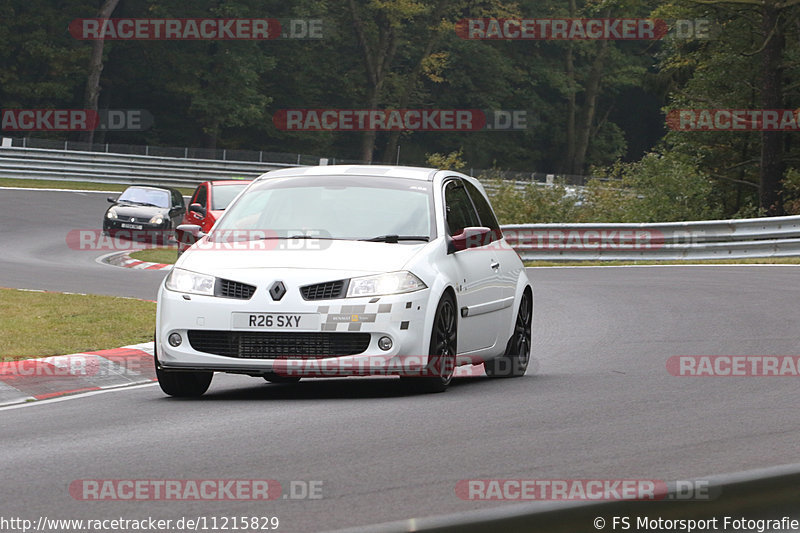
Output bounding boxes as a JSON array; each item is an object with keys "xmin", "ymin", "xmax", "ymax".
[{"xmin": 187, "ymin": 330, "xmax": 370, "ymax": 359}]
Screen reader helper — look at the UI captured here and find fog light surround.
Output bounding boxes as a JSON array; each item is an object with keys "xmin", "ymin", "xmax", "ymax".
[
  {"xmin": 378, "ymin": 336, "xmax": 393, "ymax": 351},
  {"xmin": 168, "ymin": 333, "xmax": 182, "ymax": 347}
]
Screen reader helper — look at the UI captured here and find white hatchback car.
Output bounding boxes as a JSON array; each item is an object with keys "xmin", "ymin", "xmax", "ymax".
[{"xmin": 155, "ymin": 165, "xmax": 532, "ymax": 396}]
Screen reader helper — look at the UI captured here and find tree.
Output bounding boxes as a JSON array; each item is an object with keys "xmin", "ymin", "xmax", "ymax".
[
  {"xmin": 80, "ymin": 0, "xmax": 120, "ymax": 145},
  {"xmin": 657, "ymin": 0, "xmax": 800, "ymax": 215}
]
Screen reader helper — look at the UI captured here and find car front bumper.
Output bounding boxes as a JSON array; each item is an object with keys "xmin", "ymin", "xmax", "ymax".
[
  {"xmin": 104, "ymin": 219, "xmax": 173, "ymax": 243},
  {"xmin": 156, "ymin": 281, "xmax": 434, "ymax": 377}
]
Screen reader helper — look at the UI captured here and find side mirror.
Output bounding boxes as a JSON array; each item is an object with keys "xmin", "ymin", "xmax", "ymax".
[
  {"xmin": 448, "ymin": 226, "xmax": 492, "ymax": 253},
  {"xmin": 107, "ymin": 196, "xmax": 117, "ymax": 203},
  {"xmin": 189, "ymin": 203, "xmax": 207, "ymax": 216},
  {"xmin": 176, "ymin": 224, "xmax": 206, "ymax": 239}
]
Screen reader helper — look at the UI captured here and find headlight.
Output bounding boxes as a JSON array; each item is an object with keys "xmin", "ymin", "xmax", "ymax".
[
  {"xmin": 106, "ymin": 209, "xmax": 117, "ymax": 219},
  {"xmin": 346, "ymin": 271, "xmax": 426, "ymax": 298},
  {"xmin": 165, "ymin": 268, "xmax": 216, "ymax": 296},
  {"xmin": 149, "ymin": 214, "xmax": 164, "ymax": 225}
]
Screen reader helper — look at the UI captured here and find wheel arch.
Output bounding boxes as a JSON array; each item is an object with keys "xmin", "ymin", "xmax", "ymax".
[
  {"xmin": 420, "ymin": 281, "xmax": 458, "ymax": 360},
  {"xmin": 504, "ymin": 271, "xmax": 533, "ymax": 344}
]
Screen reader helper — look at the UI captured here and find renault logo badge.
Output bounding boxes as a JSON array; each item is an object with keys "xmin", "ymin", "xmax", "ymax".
[{"xmin": 269, "ymin": 281, "xmax": 286, "ymax": 301}]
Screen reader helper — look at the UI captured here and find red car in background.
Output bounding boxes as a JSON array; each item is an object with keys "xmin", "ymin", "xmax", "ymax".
[{"xmin": 176, "ymin": 180, "xmax": 252, "ymax": 253}]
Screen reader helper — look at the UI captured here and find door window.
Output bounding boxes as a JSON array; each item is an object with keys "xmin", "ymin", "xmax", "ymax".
[
  {"xmin": 192, "ymin": 185, "xmax": 208, "ymax": 209},
  {"xmin": 443, "ymin": 180, "xmax": 479, "ymax": 236},
  {"xmin": 463, "ymin": 180, "xmax": 501, "ymax": 242}
]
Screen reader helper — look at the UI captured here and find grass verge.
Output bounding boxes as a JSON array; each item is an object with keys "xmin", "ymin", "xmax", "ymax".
[
  {"xmin": 0, "ymin": 177, "xmax": 195, "ymax": 196},
  {"xmin": 525, "ymin": 257, "xmax": 800, "ymax": 267},
  {"xmin": 0, "ymin": 288, "xmax": 155, "ymax": 359},
  {"xmin": 128, "ymin": 247, "xmax": 178, "ymax": 264}
]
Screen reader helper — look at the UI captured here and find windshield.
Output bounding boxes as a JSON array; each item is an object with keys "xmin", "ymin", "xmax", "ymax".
[
  {"xmin": 117, "ymin": 187, "xmax": 170, "ymax": 208},
  {"xmin": 210, "ymin": 183, "xmax": 249, "ymax": 211},
  {"xmin": 212, "ymin": 176, "xmax": 435, "ymax": 242}
]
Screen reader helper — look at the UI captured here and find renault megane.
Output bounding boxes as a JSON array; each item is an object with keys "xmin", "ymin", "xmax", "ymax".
[{"xmin": 155, "ymin": 165, "xmax": 532, "ymax": 396}]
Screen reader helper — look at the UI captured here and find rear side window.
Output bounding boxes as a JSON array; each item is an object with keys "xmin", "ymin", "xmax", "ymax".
[
  {"xmin": 443, "ymin": 180, "xmax": 480, "ymax": 236},
  {"xmin": 463, "ymin": 180, "xmax": 502, "ymax": 242}
]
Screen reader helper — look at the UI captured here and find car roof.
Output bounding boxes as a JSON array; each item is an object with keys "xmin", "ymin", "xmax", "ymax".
[
  {"xmin": 124, "ymin": 185, "xmax": 181, "ymax": 194},
  {"xmin": 206, "ymin": 180, "xmax": 253, "ymax": 186},
  {"xmin": 258, "ymin": 165, "xmax": 441, "ymax": 182}
]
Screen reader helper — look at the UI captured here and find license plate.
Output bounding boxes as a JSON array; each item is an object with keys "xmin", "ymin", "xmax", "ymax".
[
  {"xmin": 232, "ymin": 313, "xmax": 320, "ymax": 331},
  {"xmin": 120, "ymin": 223, "xmax": 143, "ymax": 230}
]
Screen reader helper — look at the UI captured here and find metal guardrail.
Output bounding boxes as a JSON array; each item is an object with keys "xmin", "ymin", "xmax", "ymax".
[
  {"xmin": 8, "ymin": 136, "xmax": 326, "ymax": 165},
  {"xmin": 3, "ymin": 144, "xmax": 798, "ymax": 260},
  {"xmin": 1, "ymin": 141, "xmax": 596, "ymax": 190},
  {"xmin": 502, "ymin": 216, "xmax": 800, "ymax": 260},
  {"xmin": 330, "ymin": 463, "xmax": 800, "ymax": 532},
  {"xmin": 7, "ymin": 135, "xmax": 594, "ymax": 184},
  {"xmin": 0, "ymin": 146, "xmax": 295, "ymax": 188}
]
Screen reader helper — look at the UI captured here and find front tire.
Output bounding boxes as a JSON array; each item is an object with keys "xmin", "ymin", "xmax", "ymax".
[
  {"xmin": 484, "ymin": 288, "xmax": 532, "ymax": 378},
  {"xmin": 408, "ymin": 292, "xmax": 457, "ymax": 393},
  {"xmin": 154, "ymin": 338, "xmax": 213, "ymax": 397}
]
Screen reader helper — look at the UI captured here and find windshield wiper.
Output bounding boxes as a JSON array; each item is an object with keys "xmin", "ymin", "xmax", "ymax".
[
  {"xmin": 361, "ymin": 235, "xmax": 430, "ymax": 243},
  {"xmin": 257, "ymin": 235, "xmax": 336, "ymax": 240}
]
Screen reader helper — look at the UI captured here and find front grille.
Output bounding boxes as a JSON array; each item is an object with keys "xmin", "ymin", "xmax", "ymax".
[
  {"xmin": 121, "ymin": 216, "xmax": 150, "ymax": 223},
  {"xmin": 215, "ymin": 279, "xmax": 256, "ymax": 300},
  {"xmin": 187, "ymin": 331, "xmax": 371, "ymax": 359},
  {"xmin": 300, "ymin": 280, "xmax": 347, "ymax": 300}
]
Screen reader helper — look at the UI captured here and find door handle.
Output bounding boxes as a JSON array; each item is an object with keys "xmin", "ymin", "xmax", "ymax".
[{"xmin": 490, "ymin": 261, "xmax": 500, "ymax": 270}]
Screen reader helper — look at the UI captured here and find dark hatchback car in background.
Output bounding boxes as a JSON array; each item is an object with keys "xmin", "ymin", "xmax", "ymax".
[
  {"xmin": 103, "ymin": 185, "xmax": 186, "ymax": 243},
  {"xmin": 176, "ymin": 179, "xmax": 251, "ymax": 253}
]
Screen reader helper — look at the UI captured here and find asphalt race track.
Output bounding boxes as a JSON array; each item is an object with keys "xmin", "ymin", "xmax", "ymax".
[
  {"xmin": 0, "ymin": 188, "xmax": 167, "ymax": 298},
  {"xmin": 2, "ymin": 189, "xmax": 800, "ymax": 531}
]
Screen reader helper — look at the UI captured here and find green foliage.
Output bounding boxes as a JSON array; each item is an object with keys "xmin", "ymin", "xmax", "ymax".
[
  {"xmin": 782, "ymin": 168, "xmax": 800, "ymax": 216},
  {"xmin": 652, "ymin": 0, "xmax": 800, "ymax": 215},
  {"xmin": 485, "ymin": 152, "xmax": 722, "ymax": 224},
  {"xmin": 581, "ymin": 153, "xmax": 722, "ymax": 222},
  {"xmin": 5, "ymin": 0, "xmax": 800, "ymax": 221},
  {"xmin": 482, "ymin": 173, "xmax": 582, "ymax": 224},
  {"xmin": 426, "ymin": 149, "xmax": 465, "ymax": 170}
]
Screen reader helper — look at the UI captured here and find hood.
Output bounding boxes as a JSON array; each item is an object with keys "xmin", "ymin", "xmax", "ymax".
[
  {"xmin": 177, "ymin": 238, "xmax": 429, "ymax": 275},
  {"xmin": 110, "ymin": 203, "xmax": 169, "ymax": 217}
]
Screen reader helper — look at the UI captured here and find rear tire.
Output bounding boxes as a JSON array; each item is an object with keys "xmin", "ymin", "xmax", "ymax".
[
  {"xmin": 154, "ymin": 337, "xmax": 213, "ymax": 397},
  {"xmin": 484, "ymin": 288, "xmax": 532, "ymax": 378}
]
